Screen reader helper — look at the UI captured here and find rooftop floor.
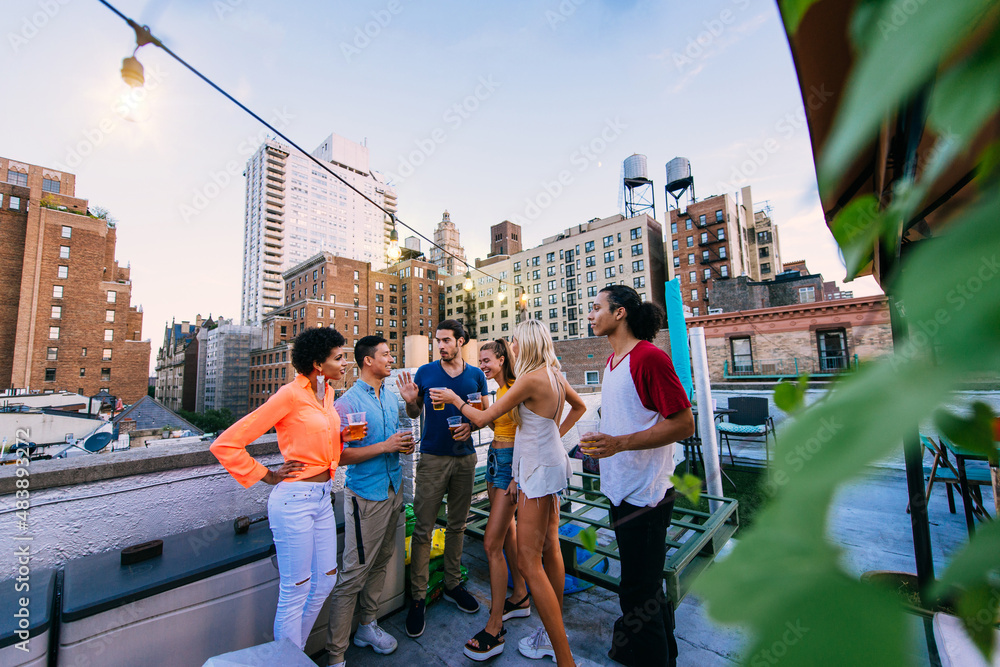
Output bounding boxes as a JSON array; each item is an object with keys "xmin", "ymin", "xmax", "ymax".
[{"xmin": 324, "ymin": 463, "xmax": 988, "ymax": 666}]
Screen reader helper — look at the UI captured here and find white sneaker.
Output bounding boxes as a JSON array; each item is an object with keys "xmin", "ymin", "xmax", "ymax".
[
  {"xmin": 353, "ymin": 620, "xmax": 398, "ymax": 655},
  {"xmin": 517, "ymin": 625, "xmax": 555, "ymax": 661}
]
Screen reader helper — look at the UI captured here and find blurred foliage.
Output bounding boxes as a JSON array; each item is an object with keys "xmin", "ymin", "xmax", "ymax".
[
  {"xmin": 177, "ymin": 408, "xmax": 235, "ymax": 434},
  {"xmin": 696, "ymin": 0, "xmax": 1000, "ymax": 664}
]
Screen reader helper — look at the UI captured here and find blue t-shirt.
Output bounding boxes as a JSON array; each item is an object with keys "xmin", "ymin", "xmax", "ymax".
[{"xmin": 414, "ymin": 360, "xmax": 488, "ymax": 457}]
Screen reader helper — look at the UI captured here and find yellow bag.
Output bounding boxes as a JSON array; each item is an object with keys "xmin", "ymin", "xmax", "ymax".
[{"xmin": 404, "ymin": 527, "xmax": 446, "ymax": 565}]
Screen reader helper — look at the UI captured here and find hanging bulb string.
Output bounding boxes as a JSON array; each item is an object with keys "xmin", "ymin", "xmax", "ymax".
[{"xmin": 95, "ymin": 0, "xmax": 517, "ymax": 293}]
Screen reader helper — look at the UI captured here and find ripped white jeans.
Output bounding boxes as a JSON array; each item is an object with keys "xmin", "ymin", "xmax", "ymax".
[{"xmin": 268, "ymin": 479, "xmax": 339, "ymax": 649}]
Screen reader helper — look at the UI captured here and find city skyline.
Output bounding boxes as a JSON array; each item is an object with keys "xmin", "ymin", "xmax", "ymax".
[{"xmin": 2, "ymin": 0, "xmax": 882, "ymax": 372}]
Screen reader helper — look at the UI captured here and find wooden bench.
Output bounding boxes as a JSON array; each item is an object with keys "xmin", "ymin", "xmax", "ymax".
[{"xmin": 437, "ymin": 467, "xmax": 739, "ymax": 605}]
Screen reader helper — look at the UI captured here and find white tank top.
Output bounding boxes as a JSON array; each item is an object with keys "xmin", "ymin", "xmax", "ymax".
[{"xmin": 512, "ymin": 367, "xmax": 572, "ymax": 498}]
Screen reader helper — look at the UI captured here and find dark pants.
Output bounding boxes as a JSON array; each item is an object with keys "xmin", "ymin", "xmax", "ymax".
[{"xmin": 607, "ymin": 489, "xmax": 677, "ymax": 667}]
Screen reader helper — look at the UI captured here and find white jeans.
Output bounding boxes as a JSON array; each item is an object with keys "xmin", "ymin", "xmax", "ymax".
[{"xmin": 268, "ymin": 479, "xmax": 339, "ymax": 649}]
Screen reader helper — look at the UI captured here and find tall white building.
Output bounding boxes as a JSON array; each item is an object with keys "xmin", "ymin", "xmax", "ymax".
[
  {"xmin": 430, "ymin": 210, "xmax": 467, "ymax": 277},
  {"xmin": 241, "ymin": 133, "xmax": 397, "ymax": 324}
]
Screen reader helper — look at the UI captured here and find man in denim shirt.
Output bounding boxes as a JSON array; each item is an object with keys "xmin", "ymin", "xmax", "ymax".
[{"xmin": 325, "ymin": 336, "xmax": 413, "ymax": 666}]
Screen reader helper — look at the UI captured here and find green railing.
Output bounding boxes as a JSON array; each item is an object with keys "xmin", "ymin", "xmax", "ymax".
[{"xmin": 723, "ymin": 355, "xmax": 859, "ymax": 379}]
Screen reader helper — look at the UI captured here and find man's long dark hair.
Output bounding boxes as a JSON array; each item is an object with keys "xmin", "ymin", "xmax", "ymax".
[{"xmin": 600, "ymin": 285, "xmax": 664, "ymax": 342}]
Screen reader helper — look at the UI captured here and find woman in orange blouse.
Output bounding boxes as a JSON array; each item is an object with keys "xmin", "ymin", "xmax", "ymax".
[{"xmin": 211, "ymin": 327, "xmax": 362, "ymax": 650}]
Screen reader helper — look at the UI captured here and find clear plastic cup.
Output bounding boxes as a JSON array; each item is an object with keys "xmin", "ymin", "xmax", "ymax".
[{"xmin": 447, "ymin": 416, "xmax": 463, "ymax": 440}]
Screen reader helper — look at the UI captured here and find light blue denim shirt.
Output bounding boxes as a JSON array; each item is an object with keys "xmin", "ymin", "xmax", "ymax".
[{"xmin": 334, "ymin": 380, "xmax": 402, "ymax": 502}]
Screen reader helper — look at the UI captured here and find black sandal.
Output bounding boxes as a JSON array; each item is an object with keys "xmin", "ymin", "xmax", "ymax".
[
  {"xmin": 502, "ymin": 593, "xmax": 531, "ymax": 621},
  {"xmin": 463, "ymin": 625, "xmax": 505, "ymax": 661}
]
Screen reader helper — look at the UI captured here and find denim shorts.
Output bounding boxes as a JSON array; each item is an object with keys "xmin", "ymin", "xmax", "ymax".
[{"xmin": 486, "ymin": 445, "xmax": 514, "ymax": 490}]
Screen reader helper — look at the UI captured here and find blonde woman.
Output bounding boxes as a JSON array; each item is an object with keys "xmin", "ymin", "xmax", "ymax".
[{"xmin": 431, "ymin": 320, "xmax": 586, "ymax": 666}]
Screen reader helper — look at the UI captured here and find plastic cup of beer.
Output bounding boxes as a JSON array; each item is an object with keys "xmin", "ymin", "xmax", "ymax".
[
  {"xmin": 432, "ymin": 388, "xmax": 447, "ymax": 411},
  {"xmin": 577, "ymin": 419, "xmax": 600, "ymax": 452},
  {"xmin": 396, "ymin": 427, "xmax": 415, "ymax": 455},
  {"xmin": 347, "ymin": 412, "xmax": 367, "ymax": 440},
  {"xmin": 447, "ymin": 416, "xmax": 463, "ymax": 440},
  {"xmin": 467, "ymin": 392, "xmax": 483, "ymax": 410}
]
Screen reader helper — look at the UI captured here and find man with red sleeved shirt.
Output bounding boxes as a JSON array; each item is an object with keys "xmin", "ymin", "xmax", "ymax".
[{"xmin": 583, "ymin": 285, "xmax": 695, "ymax": 667}]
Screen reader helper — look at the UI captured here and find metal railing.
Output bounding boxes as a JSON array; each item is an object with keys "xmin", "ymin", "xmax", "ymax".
[{"xmin": 724, "ymin": 355, "xmax": 859, "ymax": 379}]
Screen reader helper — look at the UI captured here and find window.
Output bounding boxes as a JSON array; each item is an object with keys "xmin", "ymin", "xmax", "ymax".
[
  {"xmin": 688, "ymin": 254, "xmax": 695, "ymax": 265},
  {"xmin": 685, "ymin": 218, "xmax": 693, "ymax": 230},
  {"xmin": 633, "ymin": 276, "xmax": 645, "ymax": 288},
  {"xmin": 630, "ymin": 227, "xmax": 642, "ymax": 240},
  {"xmin": 546, "ymin": 252, "xmax": 555, "ymax": 263},
  {"xmin": 631, "ymin": 243, "xmax": 643, "ymax": 256},
  {"xmin": 699, "ymin": 214, "xmax": 706, "ymax": 226},
  {"xmin": 799, "ymin": 286, "xmax": 817, "ymax": 303},
  {"xmin": 757, "ymin": 231, "xmax": 772, "ymax": 244},
  {"xmin": 632, "ymin": 260, "xmax": 644, "ymax": 272},
  {"xmin": 7, "ymin": 170, "xmax": 27, "ymax": 186},
  {"xmin": 686, "ymin": 236, "xmax": 694, "ymax": 248},
  {"xmin": 51, "ymin": 305, "xmax": 62, "ymax": 319},
  {"xmin": 720, "ymin": 264, "xmax": 729, "ymax": 278},
  {"xmin": 585, "ymin": 255, "xmax": 596, "ymax": 267},
  {"xmin": 715, "ymin": 210, "xmax": 724, "ymax": 222},
  {"xmin": 670, "ymin": 221, "xmax": 678, "ymax": 234},
  {"xmin": 605, "ymin": 267, "xmax": 616, "ymax": 278},
  {"xmin": 532, "ymin": 256, "xmax": 540, "ymax": 266},
  {"xmin": 49, "ymin": 326, "xmax": 60, "ymax": 339},
  {"xmin": 702, "ymin": 250, "xmax": 710, "ymax": 262},
  {"xmin": 671, "ymin": 239, "xmax": 679, "ymax": 252},
  {"xmin": 817, "ymin": 329, "xmax": 849, "ymax": 371},
  {"xmin": 719, "ymin": 246, "xmax": 727, "ymax": 259},
  {"xmin": 513, "ymin": 261, "xmax": 521, "ymax": 272},
  {"xmin": 689, "ymin": 271, "xmax": 697, "ymax": 282},
  {"xmin": 549, "ymin": 308, "xmax": 558, "ymax": 319},
  {"xmin": 9, "ymin": 196, "xmax": 20, "ymax": 210},
  {"xmin": 59, "ymin": 225, "xmax": 71, "ymax": 239},
  {"xmin": 45, "ymin": 368, "xmax": 56, "ymax": 382},
  {"xmin": 585, "ymin": 370, "xmax": 600, "ymax": 385},
  {"xmin": 107, "ymin": 291, "xmax": 117, "ymax": 304},
  {"xmin": 532, "ymin": 270, "xmax": 540, "ymax": 280},
  {"xmin": 761, "ymin": 262, "xmax": 771, "ymax": 274},
  {"xmin": 704, "ymin": 268, "xmax": 712, "ymax": 281},
  {"xmin": 718, "ymin": 227, "xmax": 726, "ymax": 240},
  {"xmin": 59, "ymin": 245, "xmax": 71, "ymax": 259},
  {"xmin": 57, "ymin": 265, "xmax": 68, "ymax": 279},
  {"xmin": 547, "ymin": 280, "xmax": 556, "ymax": 290},
  {"xmin": 353, "ymin": 270, "xmax": 360, "ymax": 280},
  {"xmin": 47, "ymin": 347, "xmax": 57, "ymax": 361},
  {"xmin": 730, "ymin": 337, "xmax": 753, "ymax": 373},
  {"xmin": 81, "ymin": 347, "xmax": 86, "ymax": 357},
  {"xmin": 587, "ymin": 285, "xmax": 597, "ymax": 297},
  {"xmin": 759, "ymin": 246, "xmax": 770, "ymax": 258},
  {"xmin": 549, "ymin": 322, "xmax": 559, "ymax": 333},
  {"xmin": 673, "ymin": 257, "xmax": 680, "ymax": 268},
  {"xmin": 353, "ymin": 325, "xmax": 359, "ymax": 335},
  {"xmin": 102, "ymin": 348, "xmax": 112, "ymax": 361},
  {"xmin": 604, "ymin": 251, "xmax": 614, "ymax": 263},
  {"xmin": 547, "ymin": 266, "xmax": 556, "ymax": 277},
  {"xmin": 691, "ymin": 289, "xmax": 700, "ymax": 301},
  {"xmin": 548, "ymin": 294, "xmax": 558, "ymax": 304},
  {"xmin": 602, "ymin": 235, "xmax": 613, "ymax": 248},
  {"xmin": 101, "ymin": 368, "xmax": 111, "ymax": 382},
  {"xmin": 104, "ymin": 329, "xmax": 114, "ymax": 341},
  {"xmin": 106, "ymin": 310, "xmax": 115, "ymax": 322},
  {"xmin": 79, "ymin": 367, "xmax": 86, "ymax": 377},
  {"xmin": 585, "ymin": 240, "xmax": 595, "ymax": 252}
]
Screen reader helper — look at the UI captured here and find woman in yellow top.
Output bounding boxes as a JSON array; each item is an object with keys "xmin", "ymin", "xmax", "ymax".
[
  {"xmin": 463, "ymin": 338, "xmax": 529, "ymax": 661},
  {"xmin": 210, "ymin": 327, "xmax": 363, "ymax": 650}
]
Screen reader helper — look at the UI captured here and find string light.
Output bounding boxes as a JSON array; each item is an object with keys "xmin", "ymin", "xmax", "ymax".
[
  {"xmin": 387, "ymin": 219, "xmax": 402, "ymax": 262},
  {"xmin": 463, "ymin": 269, "xmax": 475, "ymax": 292}
]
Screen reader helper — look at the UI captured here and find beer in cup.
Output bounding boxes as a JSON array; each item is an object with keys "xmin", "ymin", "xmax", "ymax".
[
  {"xmin": 347, "ymin": 412, "xmax": 367, "ymax": 440},
  {"xmin": 577, "ymin": 419, "xmax": 600, "ymax": 452},
  {"xmin": 447, "ymin": 416, "xmax": 463, "ymax": 440},
  {"xmin": 432, "ymin": 388, "xmax": 447, "ymax": 411},
  {"xmin": 396, "ymin": 427, "xmax": 415, "ymax": 455},
  {"xmin": 467, "ymin": 392, "xmax": 483, "ymax": 410}
]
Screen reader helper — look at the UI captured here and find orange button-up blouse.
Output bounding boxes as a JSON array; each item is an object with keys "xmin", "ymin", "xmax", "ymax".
[{"xmin": 210, "ymin": 374, "xmax": 342, "ymax": 488}]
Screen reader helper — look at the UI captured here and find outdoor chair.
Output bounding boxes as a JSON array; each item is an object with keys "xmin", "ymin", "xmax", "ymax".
[
  {"xmin": 716, "ymin": 397, "xmax": 775, "ymax": 465},
  {"xmin": 914, "ymin": 435, "xmax": 992, "ymax": 520}
]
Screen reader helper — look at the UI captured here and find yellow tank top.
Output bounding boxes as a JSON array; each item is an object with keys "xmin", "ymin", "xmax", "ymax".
[{"xmin": 492, "ymin": 383, "xmax": 517, "ymax": 441}]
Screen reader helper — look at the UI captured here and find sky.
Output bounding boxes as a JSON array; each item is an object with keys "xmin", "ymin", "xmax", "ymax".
[{"xmin": 2, "ymin": 0, "xmax": 882, "ymax": 372}]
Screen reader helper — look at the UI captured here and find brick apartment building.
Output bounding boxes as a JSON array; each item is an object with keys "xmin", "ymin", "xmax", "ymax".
[
  {"xmin": 0, "ymin": 157, "xmax": 150, "ymax": 402},
  {"xmin": 248, "ymin": 253, "xmax": 442, "ymax": 409}
]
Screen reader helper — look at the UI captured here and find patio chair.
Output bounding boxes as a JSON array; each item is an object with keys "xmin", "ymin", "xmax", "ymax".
[
  {"xmin": 717, "ymin": 397, "xmax": 775, "ymax": 465},
  {"xmin": 915, "ymin": 435, "xmax": 992, "ymax": 519}
]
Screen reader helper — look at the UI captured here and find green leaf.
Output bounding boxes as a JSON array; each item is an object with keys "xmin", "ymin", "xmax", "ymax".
[
  {"xmin": 829, "ymin": 195, "xmax": 882, "ymax": 280},
  {"xmin": 934, "ymin": 515, "xmax": 1000, "ymax": 592},
  {"xmin": 955, "ymin": 583, "xmax": 1000, "ymax": 660},
  {"xmin": 819, "ymin": 0, "xmax": 998, "ymax": 191},
  {"xmin": 578, "ymin": 526, "xmax": 597, "ymax": 554},
  {"xmin": 669, "ymin": 473, "xmax": 701, "ymax": 505},
  {"xmin": 778, "ymin": 0, "xmax": 822, "ymax": 33},
  {"xmin": 928, "ymin": 30, "xmax": 1000, "ymax": 146},
  {"xmin": 934, "ymin": 402, "xmax": 999, "ymax": 460},
  {"xmin": 774, "ymin": 375, "xmax": 810, "ymax": 413}
]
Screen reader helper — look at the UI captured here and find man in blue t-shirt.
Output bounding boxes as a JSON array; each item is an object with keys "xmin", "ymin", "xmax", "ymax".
[{"xmin": 397, "ymin": 320, "xmax": 489, "ymax": 638}]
